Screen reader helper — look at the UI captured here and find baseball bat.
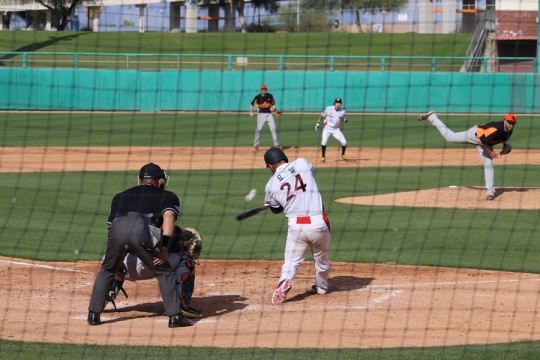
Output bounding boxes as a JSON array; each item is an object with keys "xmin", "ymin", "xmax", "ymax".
[{"xmin": 236, "ymin": 205, "xmax": 269, "ymax": 221}]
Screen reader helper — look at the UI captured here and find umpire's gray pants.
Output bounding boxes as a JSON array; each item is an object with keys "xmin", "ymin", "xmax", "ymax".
[
  {"xmin": 428, "ymin": 113, "xmax": 495, "ymax": 196},
  {"xmin": 88, "ymin": 215, "xmax": 181, "ymax": 316}
]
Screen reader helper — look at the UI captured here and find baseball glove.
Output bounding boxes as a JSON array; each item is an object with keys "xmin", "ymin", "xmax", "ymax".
[
  {"xmin": 500, "ymin": 143, "xmax": 512, "ymax": 155},
  {"xmin": 179, "ymin": 227, "xmax": 204, "ymax": 259}
]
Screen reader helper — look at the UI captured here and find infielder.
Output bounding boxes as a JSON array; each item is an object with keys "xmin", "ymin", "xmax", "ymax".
[
  {"xmin": 418, "ymin": 111, "xmax": 517, "ymax": 200},
  {"xmin": 262, "ymin": 147, "xmax": 332, "ymax": 305},
  {"xmin": 250, "ymin": 84, "xmax": 280, "ymax": 150},
  {"xmin": 315, "ymin": 97, "xmax": 348, "ymax": 162}
]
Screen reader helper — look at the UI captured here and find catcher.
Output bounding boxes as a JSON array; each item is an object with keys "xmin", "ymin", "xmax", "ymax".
[{"xmin": 106, "ymin": 225, "xmax": 203, "ymax": 319}]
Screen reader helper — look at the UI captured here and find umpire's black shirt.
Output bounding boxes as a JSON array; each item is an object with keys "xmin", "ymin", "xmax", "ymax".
[{"xmin": 107, "ymin": 184, "xmax": 180, "ymax": 226}]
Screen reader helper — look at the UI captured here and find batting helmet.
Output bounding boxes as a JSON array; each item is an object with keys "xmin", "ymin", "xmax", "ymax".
[
  {"xmin": 139, "ymin": 162, "xmax": 168, "ymax": 189},
  {"xmin": 264, "ymin": 147, "xmax": 288, "ymax": 167},
  {"xmin": 334, "ymin": 97, "xmax": 343, "ymax": 104},
  {"xmin": 260, "ymin": 84, "xmax": 268, "ymax": 90},
  {"xmin": 504, "ymin": 113, "xmax": 517, "ymax": 124}
]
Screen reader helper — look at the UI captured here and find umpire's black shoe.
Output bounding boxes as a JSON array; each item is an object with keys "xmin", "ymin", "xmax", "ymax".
[
  {"xmin": 87, "ymin": 311, "xmax": 101, "ymax": 325},
  {"xmin": 168, "ymin": 314, "xmax": 194, "ymax": 328}
]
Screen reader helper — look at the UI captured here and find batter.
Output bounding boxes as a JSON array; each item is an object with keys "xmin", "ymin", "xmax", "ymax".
[{"xmin": 262, "ymin": 147, "xmax": 331, "ymax": 305}]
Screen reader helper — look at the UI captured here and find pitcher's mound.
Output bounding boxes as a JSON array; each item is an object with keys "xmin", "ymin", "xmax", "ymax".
[{"xmin": 336, "ymin": 187, "xmax": 540, "ymax": 210}]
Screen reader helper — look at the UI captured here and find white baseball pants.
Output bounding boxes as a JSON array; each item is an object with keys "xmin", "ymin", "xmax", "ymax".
[
  {"xmin": 321, "ymin": 127, "xmax": 347, "ymax": 147},
  {"xmin": 279, "ymin": 214, "xmax": 331, "ymax": 291}
]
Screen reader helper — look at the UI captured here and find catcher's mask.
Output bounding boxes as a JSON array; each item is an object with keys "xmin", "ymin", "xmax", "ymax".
[
  {"xmin": 264, "ymin": 147, "xmax": 288, "ymax": 167},
  {"xmin": 139, "ymin": 162, "xmax": 169, "ymax": 189},
  {"xmin": 504, "ymin": 113, "xmax": 517, "ymax": 124}
]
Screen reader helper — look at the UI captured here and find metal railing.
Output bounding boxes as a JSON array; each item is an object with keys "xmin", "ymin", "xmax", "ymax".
[
  {"xmin": 462, "ymin": 7, "xmax": 496, "ymax": 72},
  {"xmin": 0, "ymin": 51, "xmax": 536, "ymax": 72}
]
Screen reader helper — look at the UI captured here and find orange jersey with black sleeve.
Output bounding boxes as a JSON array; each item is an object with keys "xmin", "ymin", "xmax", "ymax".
[
  {"xmin": 251, "ymin": 93, "xmax": 275, "ymax": 113},
  {"xmin": 475, "ymin": 121, "xmax": 513, "ymax": 147}
]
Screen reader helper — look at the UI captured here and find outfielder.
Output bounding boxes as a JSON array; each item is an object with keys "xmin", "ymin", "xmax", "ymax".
[
  {"xmin": 262, "ymin": 147, "xmax": 332, "ymax": 305},
  {"xmin": 250, "ymin": 84, "xmax": 281, "ymax": 150},
  {"xmin": 315, "ymin": 97, "xmax": 348, "ymax": 162},
  {"xmin": 418, "ymin": 111, "xmax": 517, "ymax": 200}
]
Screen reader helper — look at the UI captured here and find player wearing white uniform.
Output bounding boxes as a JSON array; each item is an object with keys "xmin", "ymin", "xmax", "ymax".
[
  {"xmin": 262, "ymin": 147, "xmax": 332, "ymax": 305},
  {"xmin": 315, "ymin": 97, "xmax": 348, "ymax": 162}
]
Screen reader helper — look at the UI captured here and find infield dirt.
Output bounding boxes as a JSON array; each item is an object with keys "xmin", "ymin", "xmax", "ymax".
[{"xmin": 1, "ymin": 146, "xmax": 540, "ymax": 348}]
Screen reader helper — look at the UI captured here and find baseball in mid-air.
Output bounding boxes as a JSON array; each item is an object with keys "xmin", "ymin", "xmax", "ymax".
[{"xmin": 244, "ymin": 188, "xmax": 257, "ymax": 202}]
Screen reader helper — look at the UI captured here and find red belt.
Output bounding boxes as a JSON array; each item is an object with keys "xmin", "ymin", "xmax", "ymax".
[
  {"xmin": 295, "ymin": 212, "xmax": 329, "ymax": 225},
  {"xmin": 296, "ymin": 216, "xmax": 311, "ymax": 224}
]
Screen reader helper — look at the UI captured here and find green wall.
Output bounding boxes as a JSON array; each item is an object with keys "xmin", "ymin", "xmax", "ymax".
[{"xmin": 1, "ymin": 68, "xmax": 538, "ymax": 113}]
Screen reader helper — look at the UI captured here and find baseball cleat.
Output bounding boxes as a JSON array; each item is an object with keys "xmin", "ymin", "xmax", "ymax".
[
  {"xmin": 341, "ymin": 154, "xmax": 347, "ymax": 161},
  {"xmin": 272, "ymin": 279, "xmax": 293, "ymax": 305},
  {"xmin": 311, "ymin": 285, "xmax": 328, "ymax": 295},
  {"xmin": 486, "ymin": 195, "xmax": 495, "ymax": 201},
  {"xmin": 417, "ymin": 111, "xmax": 435, "ymax": 121},
  {"xmin": 254, "ymin": 146, "xmax": 259, "ymax": 151},
  {"xmin": 320, "ymin": 156, "xmax": 326, "ymax": 163}
]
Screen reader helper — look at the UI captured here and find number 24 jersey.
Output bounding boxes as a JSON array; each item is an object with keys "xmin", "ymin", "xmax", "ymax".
[{"xmin": 264, "ymin": 158, "xmax": 324, "ymax": 218}]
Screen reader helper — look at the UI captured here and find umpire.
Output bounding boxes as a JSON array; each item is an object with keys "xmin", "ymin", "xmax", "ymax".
[{"xmin": 87, "ymin": 162, "xmax": 193, "ymax": 328}]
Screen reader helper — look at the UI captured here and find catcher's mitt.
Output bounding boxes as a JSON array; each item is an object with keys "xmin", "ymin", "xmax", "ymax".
[
  {"xmin": 500, "ymin": 143, "xmax": 512, "ymax": 155},
  {"xmin": 179, "ymin": 227, "xmax": 203, "ymax": 259}
]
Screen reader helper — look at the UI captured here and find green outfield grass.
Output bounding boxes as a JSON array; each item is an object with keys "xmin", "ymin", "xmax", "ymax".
[
  {"xmin": 0, "ymin": 31, "xmax": 471, "ymax": 57},
  {"xmin": 2, "ymin": 165, "xmax": 540, "ymax": 273},
  {"xmin": 0, "ymin": 112, "xmax": 535, "ymax": 149},
  {"xmin": 2, "ymin": 338, "xmax": 540, "ymax": 360},
  {"xmin": 0, "ymin": 29, "xmax": 534, "ymax": 359}
]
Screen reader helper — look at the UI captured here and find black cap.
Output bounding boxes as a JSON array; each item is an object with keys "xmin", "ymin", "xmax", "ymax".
[
  {"xmin": 264, "ymin": 147, "xmax": 288, "ymax": 166},
  {"xmin": 334, "ymin": 97, "xmax": 342, "ymax": 104},
  {"xmin": 139, "ymin": 162, "xmax": 166, "ymax": 180}
]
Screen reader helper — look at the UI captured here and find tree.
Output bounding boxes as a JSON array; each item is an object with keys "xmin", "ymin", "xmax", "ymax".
[
  {"xmin": 213, "ymin": 0, "xmax": 280, "ymax": 32},
  {"xmin": 278, "ymin": 0, "xmax": 341, "ymax": 32},
  {"xmin": 34, "ymin": 0, "xmax": 89, "ymax": 31},
  {"xmin": 250, "ymin": 0, "xmax": 280, "ymax": 27},
  {"xmin": 232, "ymin": 0, "xmax": 247, "ymax": 32},
  {"xmin": 12, "ymin": 10, "xmax": 46, "ymax": 29},
  {"xmin": 343, "ymin": 0, "xmax": 408, "ymax": 32}
]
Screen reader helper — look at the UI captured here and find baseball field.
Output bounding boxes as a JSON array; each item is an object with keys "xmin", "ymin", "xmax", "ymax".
[{"xmin": 1, "ymin": 32, "xmax": 540, "ymax": 359}]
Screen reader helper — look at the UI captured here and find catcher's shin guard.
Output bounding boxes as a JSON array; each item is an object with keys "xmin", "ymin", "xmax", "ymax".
[{"xmin": 104, "ymin": 280, "xmax": 128, "ymax": 310}]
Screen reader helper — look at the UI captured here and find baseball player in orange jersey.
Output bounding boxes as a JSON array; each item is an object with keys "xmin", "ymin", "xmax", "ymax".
[
  {"xmin": 418, "ymin": 111, "xmax": 517, "ymax": 200},
  {"xmin": 249, "ymin": 84, "xmax": 280, "ymax": 150},
  {"xmin": 262, "ymin": 147, "xmax": 331, "ymax": 305},
  {"xmin": 315, "ymin": 97, "xmax": 348, "ymax": 162}
]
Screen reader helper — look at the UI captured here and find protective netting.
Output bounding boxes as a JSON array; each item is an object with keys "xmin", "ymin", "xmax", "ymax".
[{"xmin": 0, "ymin": 1, "xmax": 539, "ymax": 359}]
